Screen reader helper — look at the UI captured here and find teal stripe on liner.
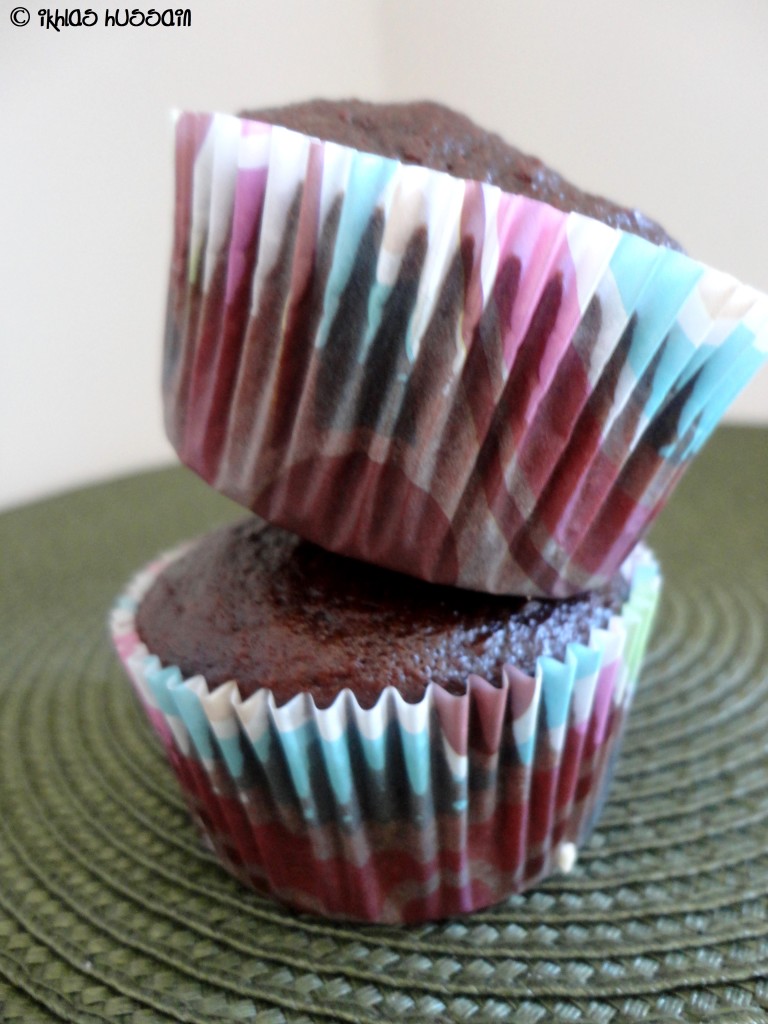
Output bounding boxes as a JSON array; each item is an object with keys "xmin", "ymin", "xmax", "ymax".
[
  {"xmin": 216, "ymin": 734, "xmax": 244, "ymax": 781},
  {"xmin": 539, "ymin": 657, "xmax": 575, "ymax": 732},
  {"xmin": 516, "ymin": 734, "xmax": 536, "ymax": 766},
  {"xmin": 399, "ymin": 722, "xmax": 431, "ymax": 797},
  {"xmin": 514, "ymin": 679, "xmax": 543, "ymax": 767},
  {"xmin": 276, "ymin": 722, "xmax": 314, "ymax": 811},
  {"xmin": 145, "ymin": 661, "xmax": 182, "ymax": 717},
  {"xmin": 358, "ymin": 732, "xmax": 386, "ymax": 774},
  {"xmin": 315, "ymin": 151, "xmax": 398, "ymax": 351},
  {"xmin": 318, "ymin": 734, "xmax": 354, "ymax": 807},
  {"xmin": 627, "ymin": 248, "xmax": 704, "ymax": 379},
  {"xmin": 246, "ymin": 716, "xmax": 272, "ymax": 765},
  {"xmin": 673, "ymin": 323, "xmax": 765, "ymax": 457},
  {"xmin": 566, "ymin": 644, "xmax": 601, "ymax": 682},
  {"xmin": 687, "ymin": 341, "xmax": 767, "ymax": 457},
  {"xmin": 167, "ymin": 678, "xmax": 215, "ymax": 763},
  {"xmin": 609, "ymin": 232, "xmax": 662, "ymax": 314},
  {"xmin": 609, "ymin": 236, "xmax": 704, "ymax": 383},
  {"xmin": 644, "ymin": 322, "xmax": 699, "ymax": 426},
  {"xmin": 360, "ymin": 280, "xmax": 394, "ymax": 362}
]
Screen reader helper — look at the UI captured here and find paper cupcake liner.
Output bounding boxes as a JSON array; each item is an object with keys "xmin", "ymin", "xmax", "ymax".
[
  {"xmin": 163, "ymin": 111, "xmax": 768, "ymax": 597},
  {"xmin": 110, "ymin": 540, "xmax": 660, "ymax": 924}
]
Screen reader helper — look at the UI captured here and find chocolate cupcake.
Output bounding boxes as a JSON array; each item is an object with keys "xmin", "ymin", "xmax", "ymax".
[
  {"xmin": 163, "ymin": 101, "xmax": 768, "ymax": 597},
  {"xmin": 111, "ymin": 519, "xmax": 661, "ymax": 923}
]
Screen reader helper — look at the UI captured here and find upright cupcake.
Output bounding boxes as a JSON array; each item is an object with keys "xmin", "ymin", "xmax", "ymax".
[{"xmin": 112, "ymin": 519, "xmax": 660, "ymax": 922}]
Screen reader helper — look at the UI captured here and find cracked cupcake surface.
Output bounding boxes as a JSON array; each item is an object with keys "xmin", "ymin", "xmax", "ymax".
[
  {"xmin": 242, "ymin": 99, "xmax": 681, "ymax": 249},
  {"xmin": 135, "ymin": 518, "xmax": 628, "ymax": 709}
]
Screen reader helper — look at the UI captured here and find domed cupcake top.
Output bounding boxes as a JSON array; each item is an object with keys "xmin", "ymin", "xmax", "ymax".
[{"xmin": 241, "ymin": 99, "xmax": 681, "ymax": 249}]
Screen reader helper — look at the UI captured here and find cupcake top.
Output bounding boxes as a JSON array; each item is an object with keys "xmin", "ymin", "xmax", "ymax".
[
  {"xmin": 242, "ymin": 99, "xmax": 681, "ymax": 249},
  {"xmin": 135, "ymin": 519, "xmax": 629, "ymax": 709}
]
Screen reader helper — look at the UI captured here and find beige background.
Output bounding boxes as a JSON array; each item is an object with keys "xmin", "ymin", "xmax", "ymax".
[{"xmin": 2, "ymin": 0, "xmax": 766, "ymax": 510}]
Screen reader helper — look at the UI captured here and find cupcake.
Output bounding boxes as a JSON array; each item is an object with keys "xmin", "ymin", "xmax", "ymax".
[
  {"xmin": 163, "ymin": 100, "xmax": 768, "ymax": 597},
  {"xmin": 111, "ymin": 518, "xmax": 660, "ymax": 923}
]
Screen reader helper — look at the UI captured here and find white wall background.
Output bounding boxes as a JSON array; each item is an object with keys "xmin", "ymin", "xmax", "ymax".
[{"xmin": 2, "ymin": 0, "xmax": 767, "ymax": 511}]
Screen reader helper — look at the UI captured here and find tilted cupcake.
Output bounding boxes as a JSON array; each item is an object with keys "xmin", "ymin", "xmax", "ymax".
[
  {"xmin": 111, "ymin": 519, "xmax": 660, "ymax": 923},
  {"xmin": 163, "ymin": 100, "xmax": 768, "ymax": 598}
]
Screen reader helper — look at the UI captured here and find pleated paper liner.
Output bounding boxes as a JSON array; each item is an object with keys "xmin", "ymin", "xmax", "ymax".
[
  {"xmin": 163, "ymin": 111, "xmax": 768, "ymax": 598},
  {"xmin": 110, "ymin": 538, "xmax": 660, "ymax": 924}
]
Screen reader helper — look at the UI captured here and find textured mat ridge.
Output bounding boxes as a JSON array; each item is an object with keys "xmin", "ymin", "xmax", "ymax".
[{"xmin": 1, "ymin": 426, "xmax": 767, "ymax": 1023}]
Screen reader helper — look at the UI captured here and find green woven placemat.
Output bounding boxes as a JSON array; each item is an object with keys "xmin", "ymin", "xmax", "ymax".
[{"xmin": 1, "ymin": 426, "xmax": 767, "ymax": 1024}]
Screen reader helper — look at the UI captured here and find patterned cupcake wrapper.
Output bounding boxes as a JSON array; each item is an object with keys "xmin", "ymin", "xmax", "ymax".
[
  {"xmin": 163, "ymin": 111, "xmax": 767, "ymax": 598},
  {"xmin": 110, "ymin": 541, "xmax": 660, "ymax": 923}
]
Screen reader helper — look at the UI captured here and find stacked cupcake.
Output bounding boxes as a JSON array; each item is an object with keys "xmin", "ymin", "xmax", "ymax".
[{"xmin": 111, "ymin": 101, "xmax": 768, "ymax": 923}]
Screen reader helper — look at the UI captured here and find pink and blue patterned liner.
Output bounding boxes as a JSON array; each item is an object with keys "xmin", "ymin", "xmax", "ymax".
[
  {"xmin": 163, "ymin": 111, "xmax": 768, "ymax": 598},
  {"xmin": 110, "ymin": 541, "xmax": 660, "ymax": 923}
]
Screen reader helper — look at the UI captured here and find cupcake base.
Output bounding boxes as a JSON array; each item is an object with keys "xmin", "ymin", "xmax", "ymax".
[{"xmin": 171, "ymin": 724, "xmax": 625, "ymax": 923}]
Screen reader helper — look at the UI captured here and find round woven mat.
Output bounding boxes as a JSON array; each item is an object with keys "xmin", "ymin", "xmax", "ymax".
[{"xmin": 2, "ymin": 426, "xmax": 767, "ymax": 1024}]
